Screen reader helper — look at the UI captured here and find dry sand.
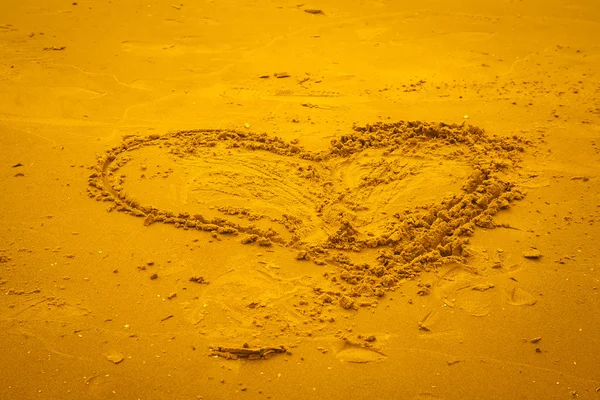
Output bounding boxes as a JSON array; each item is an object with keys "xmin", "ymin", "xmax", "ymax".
[{"xmin": 1, "ymin": 0, "xmax": 600, "ymax": 399}]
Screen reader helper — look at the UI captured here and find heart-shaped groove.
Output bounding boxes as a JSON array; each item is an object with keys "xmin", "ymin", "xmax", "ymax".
[{"xmin": 88, "ymin": 121, "xmax": 529, "ymax": 297}]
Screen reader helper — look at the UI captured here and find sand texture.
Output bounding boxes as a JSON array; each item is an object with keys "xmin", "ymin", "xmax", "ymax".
[{"xmin": 1, "ymin": 1, "xmax": 600, "ymax": 399}]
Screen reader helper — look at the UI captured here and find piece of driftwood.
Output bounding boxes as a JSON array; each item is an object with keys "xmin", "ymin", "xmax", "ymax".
[{"xmin": 210, "ymin": 345, "xmax": 287, "ymax": 360}]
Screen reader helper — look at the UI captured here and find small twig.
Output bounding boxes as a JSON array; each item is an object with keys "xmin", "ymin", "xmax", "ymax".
[{"xmin": 209, "ymin": 345, "xmax": 287, "ymax": 360}]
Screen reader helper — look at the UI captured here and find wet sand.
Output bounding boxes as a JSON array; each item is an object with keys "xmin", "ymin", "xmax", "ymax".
[{"xmin": 1, "ymin": 1, "xmax": 600, "ymax": 399}]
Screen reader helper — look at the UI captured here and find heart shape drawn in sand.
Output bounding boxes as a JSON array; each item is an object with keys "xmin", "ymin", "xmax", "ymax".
[{"xmin": 88, "ymin": 121, "xmax": 529, "ymax": 299}]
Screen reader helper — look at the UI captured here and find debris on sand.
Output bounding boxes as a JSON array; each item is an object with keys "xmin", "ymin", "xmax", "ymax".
[
  {"xmin": 209, "ymin": 344, "xmax": 287, "ymax": 360},
  {"xmin": 106, "ymin": 352, "xmax": 125, "ymax": 364}
]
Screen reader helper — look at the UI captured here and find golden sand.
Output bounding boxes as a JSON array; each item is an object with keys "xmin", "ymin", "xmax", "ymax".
[{"xmin": 1, "ymin": 1, "xmax": 599, "ymax": 399}]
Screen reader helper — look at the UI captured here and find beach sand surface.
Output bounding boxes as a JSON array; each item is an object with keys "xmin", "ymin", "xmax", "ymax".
[{"xmin": 1, "ymin": 1, "xmax": 600, "ymax": 399}]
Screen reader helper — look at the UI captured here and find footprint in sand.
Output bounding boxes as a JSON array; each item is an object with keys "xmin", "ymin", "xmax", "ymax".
[
  {"xmin": 434, "ymin": 263, "xmax": 494, "ymax": 317},
  {"xmin": 506, "ymin": 286, "xmax": 537, "ymax": 306},
  {"xmin": 182, "ymin": 267, "xmax": 309, "ymax": 336},
  {"xmin": 455, "ymin": 291, "xmax": 493, "ymax": 317}
]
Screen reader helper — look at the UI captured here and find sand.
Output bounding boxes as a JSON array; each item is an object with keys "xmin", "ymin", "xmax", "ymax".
[{"xmin": 1, "ymin": 1, "xmax": 600, "ymax": 399}]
